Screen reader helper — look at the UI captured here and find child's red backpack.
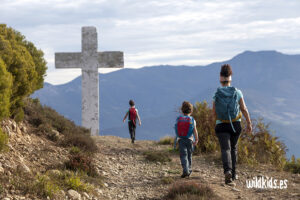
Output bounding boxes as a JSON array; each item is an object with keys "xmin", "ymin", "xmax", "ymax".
[
  {"xmin": 175, "ymin": 115, "xmax": 194, "ymax": 138},
  {"xmin": 129, "ymin": 108, "xmax": 137, "ymax": 125}
]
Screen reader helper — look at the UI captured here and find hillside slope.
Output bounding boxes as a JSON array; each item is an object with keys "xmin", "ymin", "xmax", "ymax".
[{"xmin": 0, "ymin": 117, "xmax": 299, "ymax": 199}]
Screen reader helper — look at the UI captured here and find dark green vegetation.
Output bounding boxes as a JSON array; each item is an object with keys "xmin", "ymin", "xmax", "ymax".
[
  {"xmin": 284, "ymin": 156, "xmax": 300, "ymax": 174},
  {"xmin": 0, "ymin": 128, "xmax": 8, "ymax": 152},
  {"xmin": 24, "ymin": 98, "xmax": 97, "ymax": 152},
  {"xmin": 0, "ymin": 24, "xmax": 47, "ymax": 121}
]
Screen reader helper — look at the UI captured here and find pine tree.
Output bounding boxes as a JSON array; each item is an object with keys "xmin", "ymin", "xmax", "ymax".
[{"xmin": 0, "ymin": 24, "xmax": 47, "ymax": 121}]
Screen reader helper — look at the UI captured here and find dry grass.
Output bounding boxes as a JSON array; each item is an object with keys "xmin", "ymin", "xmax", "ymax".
[
  {"xmin": 0, "ymin": 128, "xmax": 8, "ymax": 152},
  {"xmin": 161, "ymin": 177, "xmax": 175, "ymax": 184},
  {"xmin": 143, "ymin": 151, "xmax": 172, "ymax": 163},
  {"xmin": 166, "ymin": 180, "xmax": 220, "ymax": 200},
  {"xmin": 158, "ymin": 136, "xmax": 174, "ymax": 145}
]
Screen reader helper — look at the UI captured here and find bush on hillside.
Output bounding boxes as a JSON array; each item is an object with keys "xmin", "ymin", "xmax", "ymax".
[
  {"xmin": 143, "ymin": 151, "xmax": 172, "ymax": 163},
  {"xmin": 192, "ymin": 101, "xmax": 218, "ymax": 153},
  {"xmin": 62, "ymin": 133, "xmax": 98, "ymax": 153},
  {"xmin": 158, "ymin": 136, "xmax": 174, "ymax": 145},
  {"xmin": 0, "ymin": 24, "xmax": 47, "ymax": 121},
  {"xmin": 0, "ymin": 58, "xmax": 12, "ymax": 119},
  {"xmin": 0, "ymin": 128, "xmax": 8, "ymax": 152},
  {"xmin": 161, "ymin": 177, "xmax": 175, "ymax": 184},
  {"xmin": 24, "ymin": 98, "xmax": 97, "ymax": 153},
  {"xmin": 166, "ymin": 181, "xmax": 220, "ymax": 200},
  {"xmin": 65, "ymin": 152, "xmax": 97, "ymax": 176},
  {"xmin": 238, "ymin": 118, "xmax": 287, "ymax": 169},
  {"xmin": 191, "ymin": 101, "xmax": 288, "ymax": 169},
  {"xmin": 284, "ymin": 155, "xmax": 300, "ymax": 174}
]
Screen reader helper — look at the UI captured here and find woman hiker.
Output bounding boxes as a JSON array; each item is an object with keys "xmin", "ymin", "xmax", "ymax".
[{"xmin": 213, "ymin": 64, "xmax": 252, "ymax": 186}]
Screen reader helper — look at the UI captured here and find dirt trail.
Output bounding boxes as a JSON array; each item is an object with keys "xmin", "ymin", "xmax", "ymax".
[{"xmin": 93, "ymin": 136, "xmax": 300, "ymax": 200}]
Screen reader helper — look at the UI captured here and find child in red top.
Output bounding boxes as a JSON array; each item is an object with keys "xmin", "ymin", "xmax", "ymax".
[{"xmin": 123, "ymin": 100, "xmax": 141, "ymax": 143}]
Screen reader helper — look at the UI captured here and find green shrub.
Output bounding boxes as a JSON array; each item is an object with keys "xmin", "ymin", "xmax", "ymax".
[
  {"xmin": 192, "ymin": 101, "xmax": 219, "ymax": 154},
  {"xmin": 0, "ymin": 24, "xmax": 47, "ymax": 120},
  {"xmin": 34, "ymin": 174, "xmax": 60, "ymax": 198},
  {"xmin": 65, "ymin": 152, "xmax": 97, "ymax": 176},
  {"xmin": 62, "ymin": 133, "xmax": 97, "ymax": 153},
  {"xmin": 65, "ymin": 174, "xmax": 92, "ymax": 192},
  {"xmin": 237, "ymin": 118, "xmax": 287, "ymax": 169},
  {"xmin": 161, "ymin": 177, "xmax": 174, "ymax": 184},
  {"xmin": 158, "ymin": 136, "xmax": 174, "ymax": 145},
  {"xmin": 166, "ymin": 181, "xmax": 219, "ymax": 200},
  {"xmin": 37, "ymin": 123, "xmax": 52, "ymax": 134},
  {"xmin": 284, "ymin": 156, "xmax": 300, "ymax": 174},
  {"xmin": 70, "ymin": 146, "xmax": 81, "ymax": 154},
  {"xmin": 24, "ymin": 98, "xmax": 98, "ymax": 153},
  {"xmin": 192, "ymin": 101, "xmax": 288, "ymax": 169},
  {"xmin": 0, "ymin": 184, "xmax": 3, "ymax": 195},
  {"xmin": 0, "ymin": 128, "xmax": 8, "ymax": 152},
  {"xmin": 143, "ymin": 151, "xmax": 171, "ymax": 163},
  {"xmin": 0, "ymin": 58, "xmax": 12, "ymax": 120}
]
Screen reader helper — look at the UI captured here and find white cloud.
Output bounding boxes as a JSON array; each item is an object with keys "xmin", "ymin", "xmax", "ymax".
[{"xmin": 1, "ymin": 0, "xmax": 300, "ymax": 84}]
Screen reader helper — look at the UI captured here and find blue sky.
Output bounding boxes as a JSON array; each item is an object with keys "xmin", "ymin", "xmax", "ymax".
[{"xmin": 1, "ymin": 0, "xmax": 300, "ymax": 84}]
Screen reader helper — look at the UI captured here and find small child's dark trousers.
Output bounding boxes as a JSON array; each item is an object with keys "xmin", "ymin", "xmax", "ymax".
[{"xmin": 128, "ymin": 121, "xmax": 136, "ymax": 142}]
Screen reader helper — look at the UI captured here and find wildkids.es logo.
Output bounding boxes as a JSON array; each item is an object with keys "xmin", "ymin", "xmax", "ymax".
[{"xmin": 246, "ymin": 176, "xmax": 288, "ymax": 189}]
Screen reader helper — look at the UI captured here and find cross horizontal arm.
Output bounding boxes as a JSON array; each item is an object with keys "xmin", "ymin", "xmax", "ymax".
[
  {"xmin": 97, "ymin": 51, "xmax": 124, "ymax": 68},
  {"xmin": 55, "ymin": 53, "xmax": 83, "ymax": 68}
]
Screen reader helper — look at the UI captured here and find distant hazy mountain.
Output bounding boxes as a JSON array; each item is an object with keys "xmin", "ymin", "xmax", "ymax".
[{"xmin": 33, "ymin": 50, "xmax": 300, "ymax": 157}]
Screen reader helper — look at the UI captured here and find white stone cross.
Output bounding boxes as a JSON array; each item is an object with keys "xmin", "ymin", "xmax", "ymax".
[{"xmin": 55, "ymin": 26, "xmax": 124, "ymax": 135}]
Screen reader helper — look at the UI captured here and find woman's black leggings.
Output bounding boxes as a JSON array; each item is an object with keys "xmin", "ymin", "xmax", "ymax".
[{"xmin": 215, "ymin": 121, "xmax": 242, "ymax": 175}]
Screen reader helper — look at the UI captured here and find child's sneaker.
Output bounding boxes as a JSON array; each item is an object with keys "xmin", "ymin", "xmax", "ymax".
[
  {"xmin": 181, "ymin": 172, "xmax": 189, "ymax": 178},
  {"xmin": 225, "ymin": 171, "xmax": 236, "ymax": 186},
  {"xmin": 232, "ymin": 173, "xmax": 238, "ymax": 181},
  {"xmin": 225, "ymin": 171, "xmax": 232, "ymax": 183}
]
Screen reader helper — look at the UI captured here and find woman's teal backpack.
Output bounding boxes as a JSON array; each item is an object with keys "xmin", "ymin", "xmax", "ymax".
[{"xmin": 215, "ymin": 86, "xmax": 241, "ymax": 132}]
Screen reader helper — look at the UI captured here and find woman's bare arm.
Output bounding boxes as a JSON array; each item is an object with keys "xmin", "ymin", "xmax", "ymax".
[
  {"xmin": 239, "ymin": 97, "xmax": 252, "ymax": 133},
  {"xmin": 212, "ymin": 101, "xmax": 217, "ymax": 119}
]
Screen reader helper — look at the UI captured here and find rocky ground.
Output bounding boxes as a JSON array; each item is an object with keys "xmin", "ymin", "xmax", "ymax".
[
  {"xmin": 0, "ymin": 119, "xmax": 299, "ymax": 199},
  {"xmin": 94, "ymin": 136, "xmax": 300, "ymax": 200}
]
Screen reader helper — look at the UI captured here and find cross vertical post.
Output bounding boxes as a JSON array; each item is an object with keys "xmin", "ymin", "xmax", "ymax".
[{"xmin": 55, "ymin": 26, "xmax": 124, "ymax": 136}]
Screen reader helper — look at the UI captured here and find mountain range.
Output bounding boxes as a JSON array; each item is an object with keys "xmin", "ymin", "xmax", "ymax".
[{"xmin": 32, "ymin": 50, "xmax": 300, "ymax": 157}]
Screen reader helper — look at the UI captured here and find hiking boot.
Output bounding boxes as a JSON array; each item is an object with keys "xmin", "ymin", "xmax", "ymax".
[
  {"xmin": 181, "ymin": 172, "xmax": 189, "ymax": 178},
  {"xmin": 232, "ymin": 173, "xmax": 238, "ymax": 181},
  {"xmin": 188, "ymin": 169, "xmax": 193, "ymax": 177},
  {"xmin": 225, "ymin": 171, "xmax": 233, "ymax": 184}
]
